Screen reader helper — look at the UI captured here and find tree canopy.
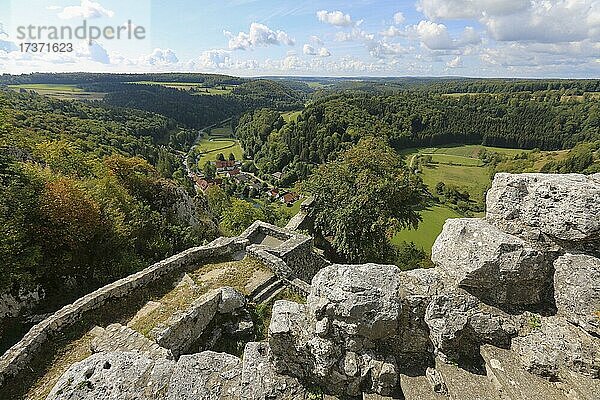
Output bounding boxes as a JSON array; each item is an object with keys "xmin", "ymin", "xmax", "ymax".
[{"xmin": 302, "ymin": 137, "xmax": 424, "ymax": 263}]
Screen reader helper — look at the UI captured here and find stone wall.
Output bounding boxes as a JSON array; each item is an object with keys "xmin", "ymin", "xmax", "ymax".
[
  {"xmin": 0, "ymin": 220, "xmax": 331, "ymax": 389},
  {"xmin": 241, "ymin": 221, "xmax": 330, "ymax": 284},
  {"xmin": 0, "ymin": 236, "xmax": 247, "ymax": 387}
]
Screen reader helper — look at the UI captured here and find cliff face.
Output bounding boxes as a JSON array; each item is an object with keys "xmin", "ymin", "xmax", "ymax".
[{"xmin": 32, "ymin": 174, "xmax": 600, "ymax": 399}]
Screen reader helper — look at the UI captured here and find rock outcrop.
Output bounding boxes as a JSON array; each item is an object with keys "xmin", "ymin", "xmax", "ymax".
[
  {"xmin": 486, "ymin": 173, "xmax": 600, "ymax": 255},
  {"xmin": 41, "ymin": 173, "xmax": 600, "ymax": 400},
  {"xmin": 432, "ymin": 218, "xmax": 555, "ymax": 311},
  {"xmin": 553, "ymin": 253, "xmax": 600, "ymax": 336}
]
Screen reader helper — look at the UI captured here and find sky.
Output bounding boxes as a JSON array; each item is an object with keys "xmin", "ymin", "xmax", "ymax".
[{"xmin": 0, "ymin": 0, "xmax": 599, "ymax": 77}]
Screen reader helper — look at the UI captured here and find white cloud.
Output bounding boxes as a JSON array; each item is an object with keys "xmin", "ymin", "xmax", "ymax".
[
  {"xmin": 57, "ymin": 0, "xmax": 115, "ymax": 20},
  {"xmin": 413, "ymin": 20, "xmax": 454, "ymax": 50},
  {"xmin": 85, "ymin": 42, "xmax": 110, "ymax": 63},
  {"xmin": 459, "ymin": 26, "xmax": 481, "ymax": 46},
  {"xmin": 446, "ymin": 55, "xmax": 462, "ymax": 68},
  {"xmin": 318, "ymin": 47, "xmax": 331, "ymax": 57},
  {"xmin": 141, "ymin": 48, "xmax": 178, "ymax": 65},
  {"xmin": 304, "ymin": 44, "xmax": 331, "ymax": 57},
  {"xmin": 224, "ymin": 22, "xmax": 295, "ymax": 50},
  {"xmin": 188, "ymin": 49, "xmax": 229, "ymax": 69},
  {"xmin": 483, "ymin": 1, "xmax": 600, "ymax": 43},
  {"xmin": 303, "ymin": 44, "xmax": 316, "ymax": 55},
  {"xmin": 380, "ymin": 26, "xmax": 404, "ymax": 37},
  {"xmin": 317, "ymin": 10, "xmax": 354, "ymax": 27},
  {"xmin": 335, "ymin": 28, "xmax": 375, "ymax": 43},
  {"xmin": 417, "ymin": 0, "xmax": 529, "ymax": 20},
  {"xmin": 369, "ymin": 41, "xmax": 408, "ymax": 58},
  {"xmin": 418, "ymin": 0, "xmax": 600, "ymax": 44},
  {"xmin": 393, "ymin": 12, "xmax": 406, "ymax": 25},
  {"xmin": 309, "ymin": 35, "xmax": 324, "ymax": 45}
]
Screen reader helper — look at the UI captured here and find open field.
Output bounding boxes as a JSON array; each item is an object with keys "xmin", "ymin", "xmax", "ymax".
[
  {"xmin": 131, "ymin": 81, "xmax": 236, "ymax": 95},
  {"xmin": 393, "ymin": 144, "xmax": 512, "ymax": 253},
  {"xmin": 8, "ymin": 84, "xmax": 105, "ymax": 100},
  {"xmin": 209, "ymin": 122, "xmax": 234, "ymax": 137},
  {"xmin": 392, "ymin": 205, "xmax": 462, "ymax": 252},
  {"xmin": 282, "ymin": 110, "xmax": 301, "ymax": 122},
  {"xmin": 394, "ymin": 144, "xmax": 575, "ymax": 253},
  {"xmin": 196, "ymin": 137, "xmax": 243, "ymax": 166}
]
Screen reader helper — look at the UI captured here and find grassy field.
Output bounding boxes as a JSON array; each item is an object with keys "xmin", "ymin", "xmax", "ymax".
[
  {"xmin": 392, "ymin": 143, "xmax": 569, "ymax": 253},
  {"xmin": 392, "ymin": 205, "xmax": 462, "ymax": 252},
  {"xmin": 8, "ymin": 84, "xmax": 105, "ymax": 100},
  {"xmin": 282, "ymin": 110, "xmax": 301, "ymax": 122},
  {"xmin": 393, "ymin": 144, "xmax": 508, "ymax": 253},
  {"xmin": 131, "ymin": 81, "xmax": 236, "ymax": 95},
  {"xmin": 209, "ymin": 122, "xmax": 234, "ymax": 137},
  {"xmin": 196, "ymin": 137, "xmax": 243, "ymax": 166}
]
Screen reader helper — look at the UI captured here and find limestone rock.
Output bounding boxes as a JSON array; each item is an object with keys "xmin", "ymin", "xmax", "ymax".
[
  {"xmin": 269, "ymin": 264, "xmax": 405, "ymax": 398},
  {"xmin": 239, "ymin": 342, "xmax": 308, "ymax": 399},
  {"xmin": 432, "ymin": 218, "xmax": 555, "ymax": 310},
  {"xmin": 150, "ymin": 289, "xmax": 221, "ymax": 356},
  {"xmin": 308, "ymin": 263, "xmax": 402, "ymax": 340},
  {"xmin": 512, "ymin": 316, "xmax": 600, "ymax": 380},
  {"xmin": 425, "ymin": 292, "xmax": 517, "ymax": 364},
  {"xmin": 486, "ymin": 173, "xmax": 600, "ymax": 253},
  {"xmin": 268, "ymin": 300, "xmax": 313, "ymax": 379},
  {"xmin": 218, "ymin": 287, "xmax": 246, "ymax": 314},
  {"xmin": 554, "ymin": 254, "xmax": 600, "ymax": 336},
  {"xmin": 386, "ymin": 268, "xmax": 443, "ymax": 367},
  {"xmin": 480, "ymin": 345, "xmax": 569, "ymax": 400},
  {"xmin": 90, "ymin": 323, "xmax": 173, "ymax": 360},
  {"xmin": 46, "ymin": 352, "xmax": 175, "ymax": 400},
  {"xmin": 165, "ymin": 351, "xmax": 241, "ymax": 400}
]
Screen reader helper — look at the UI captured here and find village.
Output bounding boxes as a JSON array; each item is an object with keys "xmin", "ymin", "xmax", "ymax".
[{"xmin": 191, "ymin": 156, "xmax": 301, "ymax": 207}]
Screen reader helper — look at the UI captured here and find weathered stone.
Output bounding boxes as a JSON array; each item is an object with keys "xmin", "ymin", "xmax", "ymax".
[
  {"xmin": 239, "ymin": 342, "xmax": 308, "ymax": 399},
  {"xmin": 432, "ymin": 218, "xmax": 555, "ymax": 310},
  {"xmin": 480, "ymin": 345, "xmax": 569, "ymax": 400},
  {"xmin": 308, "ymin": 263, "xmax": 402, "ymax": 340},
  {"xmin": 151, "ymin": 289, "xmax": 221, "ymax": 356},
  {"xmin": 165, "ymin": 351, "xmax": 241, "ymax": 400},
  {"xmin": 435, "ymin": 357, "xmax": 503, "ymax": 400},
  {"xmin": 218, "ymin": 287, "xmax": 246, "ymax": 314},
  {"xmin": 389, "ymin": 269, "xmax": 442, "ymax": 366},
  {"xmin": 554, "ymin": 254, "xmax": 600, "ymax": 336},
  {"xmin": 46, "ymin": 352, "xmax": 175, "ymax": 400},
  {"xmin": 269, "ymin": 264, "xmax": 404, "ymax": 398},
  {"xmin": 398, "ymin": 373, "xmax": 446, "ymax": 400},
  {"xmin": 512, "ymin": 316, "xmax": 600, "ymax": 379},
  {"xmin": 425, "ymin": 292, "xmax": 517, "ymax": 364},
  {"xmin": 486, "ymin": 173, "xmax": 600, "ymax": 254},
  {"xmin": 91, "ymin": 323, "xmax": 173, "ymax": 360},
  {"xmin": 425, "ymin": 367, "xmax": 447, "ymax": 395},
  {"xmin": 268, "ymin": 300, "xmax": 313, "ymax": 379}
]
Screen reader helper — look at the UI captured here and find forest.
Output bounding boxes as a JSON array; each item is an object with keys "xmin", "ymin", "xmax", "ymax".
[
  {"xmin": 0, "ymin": 88, "xmax": 220, "ymax": 324},
  {"xmin": 237, "ymin": 90, "xmax": 600, "ymax": 183}
]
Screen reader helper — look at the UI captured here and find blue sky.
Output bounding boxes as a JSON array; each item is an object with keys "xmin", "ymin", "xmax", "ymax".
[{"xmin": 1, "ymin": 0, "xmax": 599, "ymax": 77}]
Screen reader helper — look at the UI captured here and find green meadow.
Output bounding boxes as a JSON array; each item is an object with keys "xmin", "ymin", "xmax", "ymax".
[{"xmin": 8, "ymin": 84, "xmax": 105, "ymax": 100}]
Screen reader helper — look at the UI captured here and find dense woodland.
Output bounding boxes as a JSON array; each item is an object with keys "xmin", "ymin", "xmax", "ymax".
[
  {"xmin": 238, "ymin": 91, "xmax": 599, "ymax": 183},
  {"xmin": 0, "ymin": 89, "xmax": 220, "ymax": 315},
  {"xmin": 0, "ymin": 72, "xmax": 245, "ymax": 86},
  {"xmin": 79, "ymin": 80, "xmax": 307, "ymax": 129}
]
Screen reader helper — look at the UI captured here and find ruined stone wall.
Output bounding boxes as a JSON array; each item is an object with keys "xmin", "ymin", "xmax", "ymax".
[
  {"xmin": 0, "ymin": 220, "xmax": 330, "ymax": 388},
  {"xmin": 241, "ymin": 221, "xmax": 330, "ymax": 284},
  {"xmin": 0, "ymin": 236, "xmax": 247, "ymax": 387}
]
